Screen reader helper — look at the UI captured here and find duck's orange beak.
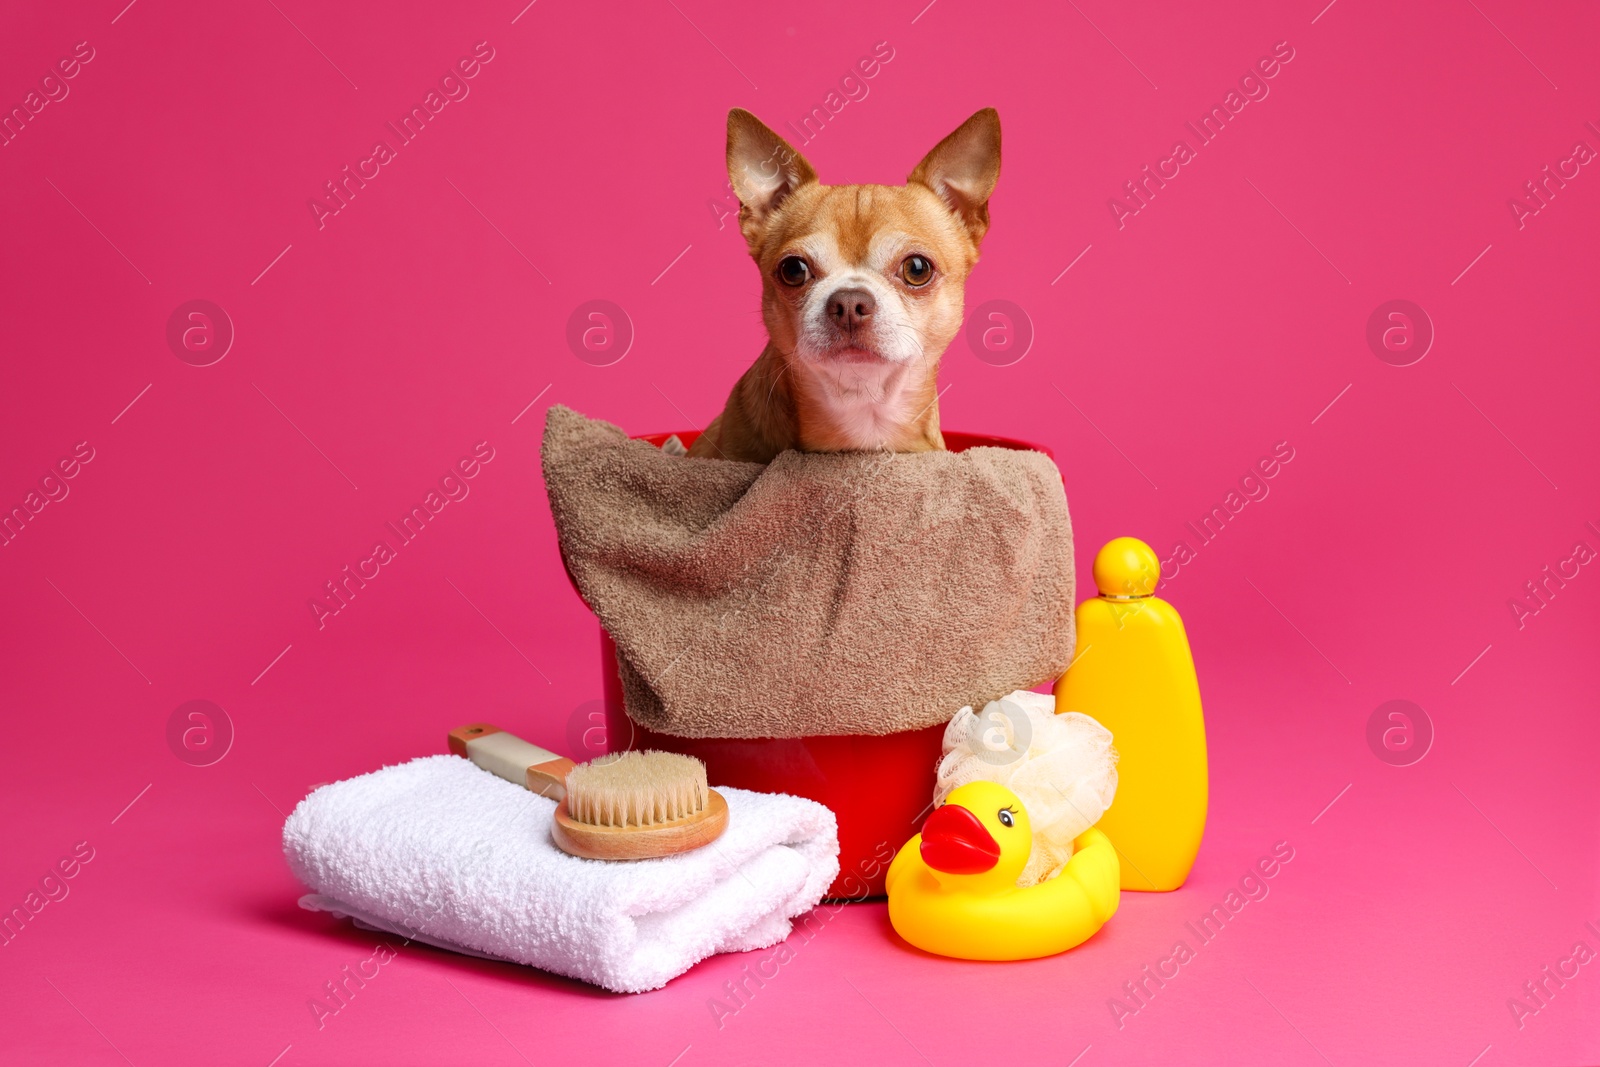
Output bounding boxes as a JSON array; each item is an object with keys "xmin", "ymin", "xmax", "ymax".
[{"xmin": 919, "ymin": 803, "xmax": 1000, "ymax": 874}]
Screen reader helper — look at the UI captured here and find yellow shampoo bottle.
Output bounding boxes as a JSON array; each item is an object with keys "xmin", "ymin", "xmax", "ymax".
[{"xmin": 1054, "ymin": 537, "xmax": 1207, "ymax": 891}]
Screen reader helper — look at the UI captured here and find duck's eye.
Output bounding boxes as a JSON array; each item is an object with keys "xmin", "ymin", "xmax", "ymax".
[
  {"xmin": 777, "ymin": 256, "xmax": 811, "ymax": 287},
  {"xmin": 899, "ymin": 254, "xmax": 934, "ymax": 287},
  {"xmin": 998, "ymin": 809, "xmax": 1015, "ymax": 828}
]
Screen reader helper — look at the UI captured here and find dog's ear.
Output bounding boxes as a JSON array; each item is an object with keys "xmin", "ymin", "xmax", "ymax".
[
  {"xmin": 727, "ymin": 109, "xmax": 816, "ymax": 248},
  {"xmin": 907, "ymin": 108, "xmax": 1002, "ymax": 245}
]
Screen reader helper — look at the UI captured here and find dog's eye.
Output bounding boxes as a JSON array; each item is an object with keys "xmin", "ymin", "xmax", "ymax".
[
  {"xmin": 777, "ymin": 256, "xmax": 811, "ymax": 287},
  {"xmin": 899, "ymin": 255, "xmax": 934, "ymax": 287}
]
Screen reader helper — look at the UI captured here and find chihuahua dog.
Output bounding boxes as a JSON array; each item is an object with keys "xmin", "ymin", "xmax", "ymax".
[{"xmin": 687, "ymin": 107, "xmax": 1001, "ymax": 463}]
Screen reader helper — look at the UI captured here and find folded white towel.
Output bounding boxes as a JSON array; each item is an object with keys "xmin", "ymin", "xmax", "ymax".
[{"xmin": 283, "ymin": 755, "xmax": 839, "ymax": 993}]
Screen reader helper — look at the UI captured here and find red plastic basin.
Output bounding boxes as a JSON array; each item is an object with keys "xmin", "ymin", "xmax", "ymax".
[{"xmin": 574, "ymin": 429, "xmax": 1054, "ymax": 898}]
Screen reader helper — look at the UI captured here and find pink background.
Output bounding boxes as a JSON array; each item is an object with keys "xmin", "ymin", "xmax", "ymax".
[{"xmin": 2, "ymin": 0, "xmax": 1597, "ymax": 1064}]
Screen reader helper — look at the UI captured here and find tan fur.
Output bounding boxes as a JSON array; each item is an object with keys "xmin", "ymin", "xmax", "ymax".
[{"xmin": 689, "ymin": 108, "xmax": 1002, "ymax": 463}]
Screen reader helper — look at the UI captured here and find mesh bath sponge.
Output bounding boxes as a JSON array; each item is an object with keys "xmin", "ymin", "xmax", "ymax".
[{"xmin": 935, "ymin": 690, "xmax": 1118, "ymax": 887}]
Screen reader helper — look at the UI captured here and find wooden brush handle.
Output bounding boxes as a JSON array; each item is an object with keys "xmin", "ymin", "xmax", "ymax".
[{"xmin": 448, "ymin": 723, "xmax": 575, "ymax": 800}]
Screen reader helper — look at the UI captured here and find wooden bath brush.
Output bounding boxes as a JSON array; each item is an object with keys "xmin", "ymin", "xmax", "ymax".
[{"xmin": 448, "ymin": 724, "xmax": 729, "ymax": 860}]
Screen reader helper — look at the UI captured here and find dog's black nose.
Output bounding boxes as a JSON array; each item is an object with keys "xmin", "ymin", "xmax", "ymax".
[{"xmin": 827, "ymin": 288, "xmax": 876, "ymax": 330}]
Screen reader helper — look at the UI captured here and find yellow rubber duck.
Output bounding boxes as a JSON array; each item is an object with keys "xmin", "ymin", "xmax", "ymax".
[{"xmin": 886, "ymin": 780, "xmax": 1121, "ymax": 960}]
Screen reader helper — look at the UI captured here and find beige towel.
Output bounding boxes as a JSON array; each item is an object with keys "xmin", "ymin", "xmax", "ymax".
[{"xmin": 541, "ymin": 406, "xmax": 1075, "ymax": 739}]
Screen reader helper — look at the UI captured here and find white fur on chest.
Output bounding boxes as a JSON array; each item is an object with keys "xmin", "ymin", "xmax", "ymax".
[{"xmin": 800, "ymin": 359, "xmax": 920, "ymax": 450}]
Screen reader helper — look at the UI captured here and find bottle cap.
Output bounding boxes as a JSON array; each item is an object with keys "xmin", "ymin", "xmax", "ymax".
[{"xmin": 1093, "ymin": 537, "xmax": 1160, "ymax": 598}]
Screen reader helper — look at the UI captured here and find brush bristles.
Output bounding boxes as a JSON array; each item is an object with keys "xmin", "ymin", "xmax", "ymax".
[{"xmin": 565, "ymin": 751, "xmax": 709, "ymax": 828}]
